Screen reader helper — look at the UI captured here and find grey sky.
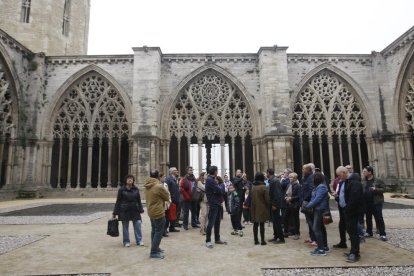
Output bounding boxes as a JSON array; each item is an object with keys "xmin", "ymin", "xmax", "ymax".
[{"xmin": 87, "ymin": 0, "xmax": 414, "ymax": 55}]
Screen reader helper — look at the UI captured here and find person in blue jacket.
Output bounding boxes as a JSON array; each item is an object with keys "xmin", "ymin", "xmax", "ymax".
[{"xmin": 306, "ymin": 172, "xmax": 330, "ymax": 256}]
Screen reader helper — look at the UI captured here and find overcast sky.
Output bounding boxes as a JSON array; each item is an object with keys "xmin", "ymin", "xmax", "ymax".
[{"xmin": 87, "ymin": 0, "xmax": 414, "ymax": 55}]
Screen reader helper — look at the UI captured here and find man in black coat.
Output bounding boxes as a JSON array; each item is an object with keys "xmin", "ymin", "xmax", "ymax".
[
  {"xmin": 336, "ymin": 166, "xmax": 364, "ymax": 263},
  {"xmin": 165, "ymin": 167, "xmax": 180, "ymax": 233},
  {"xmin": 267, "ymin": 168, "xmax": 285, "ymax": 243}
]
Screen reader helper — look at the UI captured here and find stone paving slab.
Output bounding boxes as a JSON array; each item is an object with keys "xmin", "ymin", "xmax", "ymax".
[{"xmin": 0, "ymin": 199, "xmax": 413, "ymax": 276}]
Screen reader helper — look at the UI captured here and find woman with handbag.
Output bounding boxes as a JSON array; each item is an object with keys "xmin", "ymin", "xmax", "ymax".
[
  {"xmin": 306, "ymin": 172, "xmax": 330, "ymax": 256},
  {"xmin": 113, "ymin": 174, "xmax": 144, "ymax": 247}
]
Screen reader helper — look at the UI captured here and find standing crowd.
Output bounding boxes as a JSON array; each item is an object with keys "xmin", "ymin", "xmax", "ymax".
[{"xmin": 112, "ymin": 163, "xmax": 388, "ymax": 262}]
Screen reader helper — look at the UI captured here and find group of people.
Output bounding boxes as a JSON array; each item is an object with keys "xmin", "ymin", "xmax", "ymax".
[{"xmin": 112, "ymin": 162, "xmax": 387, "ymax": 262}]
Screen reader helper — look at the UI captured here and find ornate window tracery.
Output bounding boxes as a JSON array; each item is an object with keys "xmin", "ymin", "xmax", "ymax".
[
  {"xmin": 404, "ymin": 68, "xmax": 414, "ymax": 129},
  {"xmin": 169, "ymin": 71, "xmax": 253, "ymax": 141},
  {"xmin": 168, "ymin": 70, "xmax": 254, "ymax": 177},
  {"xmin": 0, "ymin": 60, "xmax": 15, "ymax": 188},
  {"xmin": 50, "ymin": 73, "xmax": 129, "ymax": 188},
  {"xmin": 292, "ymin": 70, "xmax": 368, "ymax": 178}
]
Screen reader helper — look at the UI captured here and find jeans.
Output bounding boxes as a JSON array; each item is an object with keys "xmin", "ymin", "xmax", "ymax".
[
  {"xmin": 230, "ymin": 213, "xmax": 242, "ymax": 230},
  {"xmin": 122, "ymin": 220, "xmax": 142, "ymax": 245},
  {"xmin": 182, "ymin": 201, "xmax": 196, "ymax": 227},
  {"xmin": 271, "ymin": 208, "xmax": 284, "ymax": 240},
  {"xmin": 206, "ymin": 204, "xmax": 221, "ymax": 243},
  {"xmin": 150, "ymin": 217, "xmax": 166, "ymax": 256},
  {"xmin": 366, "ymin": 202, "xmax": 386, "ymax": 236},
  {"xmin": 305, "ymin": 212, "xmax": 316, "ymax": 242},
  {"xmin": 313, "ymin": 210, "xmax": 328, "ymax": 251}
]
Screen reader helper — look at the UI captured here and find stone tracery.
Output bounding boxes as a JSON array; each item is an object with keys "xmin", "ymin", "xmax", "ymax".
[
  {"xmin": 292, "ymin": 70, "xmax": 368, "ymax": 178},
  {"xmin": 50, "ymin": 73, "xmax": 130, "ymax": 188}
]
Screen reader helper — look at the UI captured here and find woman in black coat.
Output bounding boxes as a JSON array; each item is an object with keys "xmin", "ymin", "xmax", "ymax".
[{"xmin": 113, "ymin": 175, "xmax": 144, "ymax": 247}]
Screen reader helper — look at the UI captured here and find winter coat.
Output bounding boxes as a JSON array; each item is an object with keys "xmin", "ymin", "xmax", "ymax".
[
  {"xmin": 144, "ymin": 177, "xmax": 170, "ymax": 219},
  {"xmin": 113, "ymin": 185, "xmax": 144, "ymax": 221},
  {"xmin": 362, "ymin": 177, "xmax": 385, "ymax": 205},
  {"xmin": 286, "ymin": 181, "xmax": 302, "ymax": 208},
  {"xmin": 166, "ymin": 175, "xmax": 180, "ymax": 204},
  {"xmin": 268, "ymin": 176, "xmax": 283, "ymax": 209},
  {"xmin": 306, "ymin": 183, "xmax": 329, "ymax": 211},
  {"xmin": 228, "ymin": 191, "xmax": 241, "ymax": 215},
  {"xmin": 233, "ymin": 176, "xmax": 244, "ymax": 201},
  {"xmin": 302, "ymin": 173, "xmax": 315, "ymax": 203},
  {"xmin": 250, "ymin": 181, "xmax": 270, "ymax": 223},
  {"xmin": 344, "ymin": 173, "xmax": 364, "ymax": 216},
  {"xmin": 205, "ymin": 175, "xmax": 225, "ymax": 207},
  {"xmin": 180, "ymin": 175, "xmax": 195, "ymax": 202}
]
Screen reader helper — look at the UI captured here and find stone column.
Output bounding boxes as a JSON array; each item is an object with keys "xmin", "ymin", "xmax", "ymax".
[
  {"xmin": 220, "ymin": 138, "xmax": 225, "ymax": 176},
  {"xmin": 327, "ymin": 136, "xmax": 335, "ymax": 180},
  {"xmin": 107, "ymin": 137, "xmax": 112, "ymax": 187},
  {"xmin": 98, "ymin": 139, "xmax": 103, "ymax": 187},
  {"xmin": 318, "ymin": 136, "xmax": 324, "ymax": 172},
  {"xmin": 231, "ymin": 136, "xmax": 236, "ymax": 175},
  {"xmin": 67, "ymin": 139, "xmax": 73, "ymax": 187},
  {"xmin": 198, "ymin": 140, "xmax": 203, "ymax": 174},
  {"xmin": 347, "ymin": 135, "xmax": 353, "ymax": 167},
  {"xmin": 47, "ymin": 141, "xmax": 53, "ymax": 187},
  {"xmin": 77, "ymin": 138, "xmax": 83, "ymax": 187},
  {"xmin": 118, "ymin": 137, "xmax": 122, "ymax": 185},
  {"xmin": 57, "ymin": 138, "xmax": 63, "ymax": 187},
  {"xmin": 86, "ymin": 138, "xmax": 93, "ymax": 187},
  {"xmin": 338, "ymin": 136, "xmax": 343, "ymax": 165}
]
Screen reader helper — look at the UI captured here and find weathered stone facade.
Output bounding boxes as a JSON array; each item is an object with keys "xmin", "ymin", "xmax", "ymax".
[
  {"xmin": 1, "ymin": 24, "xmax": 414, "ymax": 197},
  {"xmin": 0, "ymin": 0, "xmax": 90, "ymax": 56}
]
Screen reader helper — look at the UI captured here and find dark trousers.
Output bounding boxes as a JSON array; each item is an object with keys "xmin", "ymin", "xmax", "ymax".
[
  {"xmin": 313, "ymin": 210, "xmax": 328, "ymax": 250},
  {"xmin": 338, "ymin": 206, "xmax": 347, "ymax": 244},
  {"xmin": 242, "ymin": 208, "xmax": 251, "ymax": 222},
  {"xmin": 366, "ymin": 202, "xmax": 386, "ymax": 236},
  {"xmin": 271, "ymin": 208, "xmax": 284, "ymax": 240},
  {"xmin": 345, "ymin": 212, "xmax": 360, "ymax": 255},
  {"xmin": 150, "ymin": 217, "xmax": 166, "ymax": 256},
  {"xmin": 192, "ymin": 201, "xmax": 200, "ymax": 223},
  {"xmin": 206, "ymin": 204, "xmax": 222, "ymax": 243},
  {"xmin": 305, "ymin": 212, "xmax": 316, "ymax": 241},
  {"xmin": 286, "ymin": 206, "xmax": 300, "ymax": 235},
  {"xmin": 230, "ymin": 212, "xmax": 242, "ymax": 230},
  {"xmin": 182, "ymin": 200, "xmax": 196, "ymax": 227},
  {"xmin": 281, "ymin": 208, "xmax": 288, "ymax": 233},
  {"xmin": 253, "ymin": 222, "xmax": 265, "ymax": 242}
]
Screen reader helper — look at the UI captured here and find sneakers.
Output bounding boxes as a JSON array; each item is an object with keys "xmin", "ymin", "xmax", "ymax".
[
  {"xmin": 333, "ymin": 243, "xmax": 347, "ymax": 249},
  {"xmin": 308, "ymin": 241, "xmax": 317, "ymax": 247},
  {"xmin": 150, "ymin": 253, "xmax": 164, "ymax": 259},
  {"xmin": 138, "ymin": 241, "xmax": 144, "ymax": 246},
  {"xmin": 231, "ymin": 230, "xmax": 239, "ymax": 235},
  {"xmin": 261, "ymin": 241, "xmax": 267, "ymax": 246},
  {"xmin": 206, "ymin": 242, "xmax": 213, "ymax": 249},
  {"xmin": 364, "ymin": 233, "xmax": 373, "ymax": 238},
  {"xmin": 346, "ymin": 253, "xmax": 360, "ymax": 263},
  {"xmin": 239, "ymin": 230, "xmax": 244, "ymax": 237},
  {"xmin": 124, "ymin": 243, "xmax": 130, "ymax": 247},
  {"xmin": 292, "ymin": 235, "xmax": 300, "ymax": 240},
  {"xmin": 380, "ymin": 235, "xmax": 388, "ymax": 241},
  {"xmin": 324, "ymin": 247, "xmax": 330, "ymax": 253},
  {"xmin": 304, "ymin": 239, "xmax": 312, "ymax": 243},
  {"xmin": 310, "ymin": 249, "xmax": 326, "ymax": 256}
]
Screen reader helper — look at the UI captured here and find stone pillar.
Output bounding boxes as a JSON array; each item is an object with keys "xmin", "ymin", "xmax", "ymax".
[
  {"xmin": 77, "ymin": 138, "xmax": 83, "ymax": 187},
  {"xmin": 86, "ymin": 138, "xmax": 93, "ymax": 187},
  {"xmin": 327, "ymin": 136, "xmax": 335, "ymax": 180},
  {"xmin": 264, "ymin": 135, "xmax": 293, "ymax": 175},
  {"xmin": 67, "ymin": 139, "xmax": 73, "ymax": 187},
  {"xmin": 98, "ymin": 139, "xmax": 103, "ymax": 187},
  {"xmin": 220, "ymin": 138, "xmax": 225, "ymax": 176},
  {"xmin": 132, "ymin": 46, "xmax": 162, "ymax": 185},
  {"xmin": 198, "ymin": 140, "xmax": 203, "ymax": 175},
  {"xmin": 107, "ymin": 137, "xmax": 112, "ymax": 187}
]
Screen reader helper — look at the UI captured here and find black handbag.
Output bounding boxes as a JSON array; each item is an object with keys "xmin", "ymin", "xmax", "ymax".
[{"xmin": 107, "ymin": 218, "xmax": 119, "ymax": 237}]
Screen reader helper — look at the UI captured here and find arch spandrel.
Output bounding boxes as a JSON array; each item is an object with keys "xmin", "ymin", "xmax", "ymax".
[{"xmin": 161, "ymin": 64, "xmax": 260, "ymax": 140}]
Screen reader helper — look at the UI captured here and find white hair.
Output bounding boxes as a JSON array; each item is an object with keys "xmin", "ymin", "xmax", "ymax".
[{"xmin": 169, "ymin": 167, "xmax": 177, "ymax": 175}]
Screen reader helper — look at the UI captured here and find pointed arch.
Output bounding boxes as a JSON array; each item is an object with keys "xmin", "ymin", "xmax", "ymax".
[
  {"xmin": 394, "ymin": 43, "xmax": 414, "ymax": 132},
  {"xmin": 42, "ymin": 64, "xmax": 132, "ymax": 139},
  {"xmin": 291, "ymin": 63, "xmax": 374, "ymax": 136},
  {"xmin": 291, "ymin": 65, "xmax": 371, "ymax": 179},
  {"xmin": 0, "ymin": 43, "xmax": 21, "ymax": 139},
  {"xmin": 160, "ymin": 64, "xmax": 260, "ymax": 139},
  {"xmin": 44, "ymin": 65, "xmax": 132, "ymax": 188}
]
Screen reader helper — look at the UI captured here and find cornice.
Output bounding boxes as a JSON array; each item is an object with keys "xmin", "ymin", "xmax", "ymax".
[
  {"xmin": 46, "ymin": 55, "xmax": 134, "ymax": 65},
  {"xmin": 381, "ymin": 26, "xmax": 414, "ymax": 58},
  {"xmin": 162, "ymin": 54, "xmax": 257, "ymax": 63},
  {"xmin": 287, "ymin": 54, "xmax": 372, "ymax": 65}
]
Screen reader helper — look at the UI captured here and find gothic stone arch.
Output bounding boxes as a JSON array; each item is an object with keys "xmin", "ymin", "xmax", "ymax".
[
  {"xmin": 396, "ymin": 44, "xmax": 414, "ymax": 178},
  {"xmin": 47, "ymin": 69, "xmax": 131, "ymax": 188},
  {"xmin": 292, "ymin": 68, "xmax": 370, "ymax": 179},
  {"xmin": 0, "ymin": 48, "xmax": 19, "ymax": 188},
  {"xmin": 164, "ymin": 68, "xmax": 256, "ymax": 177}
]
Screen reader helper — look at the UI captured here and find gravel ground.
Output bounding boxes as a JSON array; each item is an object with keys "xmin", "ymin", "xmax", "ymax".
[
  {"xmin": 263, "ymin": 266, "xmax": 414, "ymax": 276},
  {"xmin": 0, "ymin": 212, "xmax": 108, "ymax": 224},
  {"xmin": 384, "ymin": 228, "xmax": 414, "ymax": 252},
  {"xmin": 0, "ymin": 235, "xmax": 46, "ymax": 255}
]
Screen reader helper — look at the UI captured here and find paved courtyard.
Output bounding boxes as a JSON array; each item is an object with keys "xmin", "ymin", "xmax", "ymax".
[{"xmin": 0, "ymin": 196, "xmax": 413, "ymax": 276}]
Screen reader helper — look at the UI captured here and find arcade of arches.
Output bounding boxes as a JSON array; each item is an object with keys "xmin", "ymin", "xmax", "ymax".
[{"xmin": 1, "ymin": 27, "xmax": 414, "ymax": 194}]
